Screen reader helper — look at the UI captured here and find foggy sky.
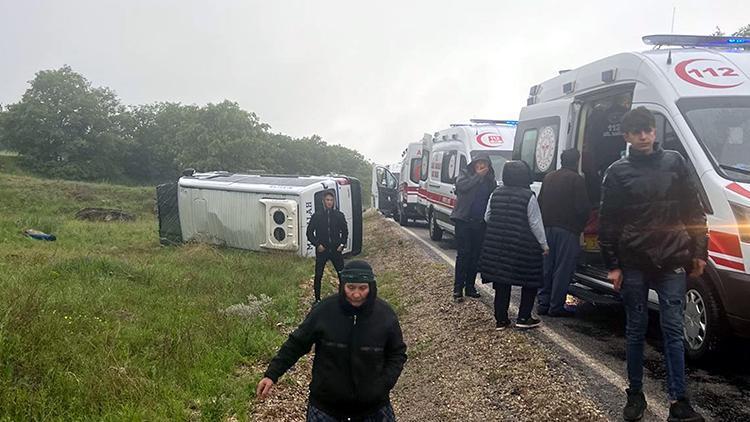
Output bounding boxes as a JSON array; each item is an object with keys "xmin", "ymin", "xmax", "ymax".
[{"xmin": 1, "ymin": 0, "xmax": 748, "ymax": 165}]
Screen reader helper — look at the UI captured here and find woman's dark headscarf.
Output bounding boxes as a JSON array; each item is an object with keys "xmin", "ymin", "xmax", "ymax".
[{"xmin": 502, "ymin": 160, "xmax": 532, "ymax": 188}]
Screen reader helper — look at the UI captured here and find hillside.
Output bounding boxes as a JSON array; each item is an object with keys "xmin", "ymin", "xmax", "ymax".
[{"xmin": 0, "ymin": 166, "xmax": 318, "ymax": 420}]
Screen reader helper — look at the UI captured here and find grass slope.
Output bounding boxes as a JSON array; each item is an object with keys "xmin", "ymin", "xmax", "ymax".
[{"xmin": 0, "ymin": 171, "xmax": 311, "ymax": 421}]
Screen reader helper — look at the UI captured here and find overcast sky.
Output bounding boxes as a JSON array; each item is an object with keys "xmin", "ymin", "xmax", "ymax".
[{"xmin": 1, "ymin": 0, "xmax": 748, "ymax": 165}]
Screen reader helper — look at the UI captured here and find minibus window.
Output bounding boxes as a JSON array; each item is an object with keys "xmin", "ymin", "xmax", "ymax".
[
  {"xmin": 441, "ymin": 151, "xmax": 457, "ymax": 184},
  {"xmin": 678, "ymin": 97, "xmax": 750, "ymax": 183},
  {"xmin": 385, "ymin": 170, "xmax": 398, "ymax": 189},
  {"xmin": 471, "ymin": 151, "xmax": 511, "ymax": 182},
  {"xmin": 520, "ymin": 129, "xmax": 538, "ymax": 170},
  {"xmin": 654, "ymin": 112, "xmax": 711, "ymax": 213},
  {"xmin": 376, "ymin": 167, "xmax": 386, "ymax": 187},
  {"xmin": 410, "ymin": 158, "xmax": 421, "ymax": 184},
  {"xmin": 420, "ymin": 151, "xmax": 430, "ymax": 181}
]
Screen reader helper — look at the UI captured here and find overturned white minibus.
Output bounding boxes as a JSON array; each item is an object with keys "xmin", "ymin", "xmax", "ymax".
[{"xmin": 156, "ymin": 171, "xmax": 363, "ymax": 258}]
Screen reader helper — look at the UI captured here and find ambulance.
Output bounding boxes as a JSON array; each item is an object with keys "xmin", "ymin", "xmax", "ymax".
[
  {"xmin": 514, "ymin": 34, "xmax": 750, "ymax": 359},
  {"xmin": 418, "ymin": 119, "xmax": 517, "ymax": 240},
  {"xmin": 396, "ymin": 140, "xmax": 426, "ymax": 226}
]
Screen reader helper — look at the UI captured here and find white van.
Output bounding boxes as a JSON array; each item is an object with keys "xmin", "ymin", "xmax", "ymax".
[
  {"xmin": 418, "ymin": 119, "xmax": 517, "ymax": 240},
  {"xmin": 514, "ymin": 34, "xmax": 750, "ymax": 359},
  {"xmin": 156, "ymin": 170, "xmax": 363, "ymax": 258},
  {"xmin": 396, "ymin": 140, "xmax": 426, "ymax": 226}
]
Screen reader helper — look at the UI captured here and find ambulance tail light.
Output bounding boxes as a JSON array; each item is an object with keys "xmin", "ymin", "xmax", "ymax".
[{"xmin": 729, "ymin": 202, "xmax": 750, "ymax": 243}]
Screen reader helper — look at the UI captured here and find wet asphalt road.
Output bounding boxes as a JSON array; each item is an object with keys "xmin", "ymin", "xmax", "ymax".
[{"xmin": 398, "ymin": 220, "xmax": 750, "ymax": 422}]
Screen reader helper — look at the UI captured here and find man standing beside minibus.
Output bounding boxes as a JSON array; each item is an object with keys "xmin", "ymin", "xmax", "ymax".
[
  {"xmin": 537, "ymin": 148, "xmax": 590, "ymax": 317},
  {"xmin": 599, "ymin": 107, "xmax": 707, "ymax": 422}
]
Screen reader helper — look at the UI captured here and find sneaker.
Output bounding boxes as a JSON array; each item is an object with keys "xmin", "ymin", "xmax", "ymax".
[
  {"xmin": 452, "ymin": 293, "xmax": 464, "ymax": 303},
  {"xmin": 547, "ymin": 309, "xmax": 576, "ymax": 318},
  {"xmin": 495, "ymin": 319, "xmax": 512, "ymax": 330},
  {"xmin": 668, "ymin": 398, "xmax": 704, "ymax": 422},
  {"xmin": 623, "ymin": 388, "xmax": 647, "ymax": 421},
  {"xmin": 465, "ymin": 290, "xmax": 481, "ymax": 298},
  {"xmin": 515, "ymin": 317, "xmax": 542, "ymax": 329}
]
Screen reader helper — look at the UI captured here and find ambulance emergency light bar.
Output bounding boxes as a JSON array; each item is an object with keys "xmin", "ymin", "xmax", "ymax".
[
  {"xmin": 468, "ymin": 119, "xmax": 518, "ymax": 125},
  {"xmin": 643, "ymin": 34, "xmax": 750, "ymax": 48}
]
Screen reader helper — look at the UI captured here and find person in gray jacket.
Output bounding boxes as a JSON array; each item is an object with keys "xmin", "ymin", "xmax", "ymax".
[{"xmin": 449, "ymin": 154, "xmax": 497, "ymax": 302}]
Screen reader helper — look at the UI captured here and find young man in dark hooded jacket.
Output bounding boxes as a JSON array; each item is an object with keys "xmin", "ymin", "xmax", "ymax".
[
  {"xmin": 537, "ymin": 148, "xmax": 590, "ymax": 317},
  {"xmin": 599, "ymin": 107, "xmax": 707, "ymax": 422},
  {"xmin": 480, "ymin": 160, "xmax": 549, "ymax": 330},
  {"xmin": 449, "ymin": 154, "xmax": 497, "ymax": 302},
  {"xmin": 306, "ymin": 191, "xmax": 348, "ymax": 302},
  {"xmin": 256, "ymin": 260, "xmax": 407, "ymax": 422}
]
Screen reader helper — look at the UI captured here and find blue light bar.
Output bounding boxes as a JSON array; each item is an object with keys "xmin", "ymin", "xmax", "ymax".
[
  {"xmin": 469, "ymin": 119, "xmax": 518, "ymax": 126},
  {"xmin": 643, "ymin": 34, "xmax": 750, "ymax": 48}
]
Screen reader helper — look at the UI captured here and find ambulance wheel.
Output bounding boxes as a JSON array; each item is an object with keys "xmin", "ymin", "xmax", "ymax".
[
  {"xmin": 684, "ymin": 275, "xmax": 725, "ymax": 361},
  {"xmin": 399, "ymin": 208, "xmax": 409, "ymax": 226},
  {"xmin": 429, "ymin": 212, "xmax": 443, "ymax": 241}
]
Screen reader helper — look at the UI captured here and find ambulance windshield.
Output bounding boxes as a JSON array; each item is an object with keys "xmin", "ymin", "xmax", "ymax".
[
  {"xmin": 471, "ymin": 151, "xmax": 512, "ymax": 181},
  {"xmin": 678, "ymin": 97, "xmax": 750, "ymax": 182}
]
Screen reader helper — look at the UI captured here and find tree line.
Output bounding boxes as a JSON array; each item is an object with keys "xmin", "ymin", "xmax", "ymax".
[{"xmin": 0, "ymin": 66, "xmax": 373, "ymax": 196}]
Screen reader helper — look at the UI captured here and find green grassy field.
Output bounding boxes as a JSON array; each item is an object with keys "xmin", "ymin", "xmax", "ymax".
[{"xmin": 0, "ymin": 166, "xmax": 316, "ymax": 420}]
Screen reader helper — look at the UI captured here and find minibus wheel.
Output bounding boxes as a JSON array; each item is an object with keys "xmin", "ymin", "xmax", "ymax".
[
  {"xmin": 399, "ymin": 208, "xmax": 409, "ymax": 226},
  {"xmin": 684, "ymin": 275, "xmax": 724, "ymax": 361},
  {"xmin": 429, "ymin": 211, "xmax": 443, "ymax": 241}
]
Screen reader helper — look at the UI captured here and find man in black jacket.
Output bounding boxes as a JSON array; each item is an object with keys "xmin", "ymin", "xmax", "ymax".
[
  {"xmin": 599, "ymin": 107, "xmax": 707, "ymax": 422},
  {"xmin": 256, "ymin": 260, "xmax": 407, "ymax": 422},
  {"xmin": 449, "ymin": 154, "xmax": 497, "ymax": 302},
  {"xmin": 537, "ymin": 149, "xmax": 590, "ymax": 317},
  {"xmin": 306, "ymin": 191, "xmax": 348, "ymax": 302}
]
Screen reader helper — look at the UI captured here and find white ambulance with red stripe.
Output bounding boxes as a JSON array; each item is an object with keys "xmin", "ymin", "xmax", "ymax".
[
  {"xmin": 396, "ymin": 140, "xmax": 426, "ymax": 226},
  {"xmin": 515, "ymin": 34, "xmax": 750, "ymax": 360},
  {"xmin": 417, "ymin": 119, "xmax": 517, "ymax": 240}
]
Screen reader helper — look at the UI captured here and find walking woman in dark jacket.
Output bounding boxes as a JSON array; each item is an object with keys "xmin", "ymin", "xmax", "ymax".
[{"xmin": 480, "ymin": 161, "xmax": 549, "ymax": 330}]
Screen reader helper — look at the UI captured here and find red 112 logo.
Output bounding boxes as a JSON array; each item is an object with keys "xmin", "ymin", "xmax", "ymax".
[{"xmin": 675, "ymin": 58, "xmax": 744, "ymax": 89}]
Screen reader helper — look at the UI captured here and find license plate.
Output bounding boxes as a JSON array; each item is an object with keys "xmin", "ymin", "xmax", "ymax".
[{"xmin": 584, "ymin": 235, "xmax": 599, "ymax": 251}]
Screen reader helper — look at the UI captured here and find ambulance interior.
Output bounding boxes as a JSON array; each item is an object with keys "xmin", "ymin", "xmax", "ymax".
[{"xmin": 576, "ymin": 91, "xmax": 632, "ymax": 264}]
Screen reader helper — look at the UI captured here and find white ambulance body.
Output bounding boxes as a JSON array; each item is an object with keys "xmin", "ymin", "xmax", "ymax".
[
  {"xmin": 156, "ymin": 171, "xmax": 363, "ymax": 258},
  {"xmin": 396, "ymin": 141, "xmax": 426, "ymax": 226},
  {"xmin": 418, "ymin": 120, "xmax": 517, "ymax": 240},
  {"xmin": 515, "ymin": 34, "xmax": 750, "ymax": 359}
]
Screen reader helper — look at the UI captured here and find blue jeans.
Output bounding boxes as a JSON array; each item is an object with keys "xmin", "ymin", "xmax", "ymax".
[
  {"xmin": 306, "ymin": 403, "xmax": 395, "ymax": 421},
  {"xmin": 538, "ymin": 227, "xmax": 580, "ymax": 314},
  {"xmin": 621, "ymin": 269, "xmax": 686, "ymax": 401}
]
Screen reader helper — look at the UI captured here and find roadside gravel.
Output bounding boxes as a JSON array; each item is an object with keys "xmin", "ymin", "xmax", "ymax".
[{"xmin": 251, "ymin": 213, "xmax": 606, "ymax": 421}]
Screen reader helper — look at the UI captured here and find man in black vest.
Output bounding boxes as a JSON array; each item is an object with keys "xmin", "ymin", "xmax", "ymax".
[
  {"xmin": 449, "ymin": 154, "xmax": 497, "ymax": 302},
  {"xmin": 256, "ymin": 260, "xmax": 407, "ymax": 421},
  {"xmin": 306, "ymin": 191, "xmax": 348, "ymax": 302},
  {"xmin": 537, "ymin": 149, "xmax": 590, "ymax": 317},
  {"xmin": 600, "ymin": 107, "xmax": 707, "ymax": 422}
]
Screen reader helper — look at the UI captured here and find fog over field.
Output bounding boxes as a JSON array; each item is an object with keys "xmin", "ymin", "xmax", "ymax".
[{"xmin": 1, "ymin": 0, "xmax": 748, "ymax": 163}]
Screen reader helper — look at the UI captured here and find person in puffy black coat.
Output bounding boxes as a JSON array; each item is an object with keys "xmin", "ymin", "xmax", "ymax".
[
  {"xmin": 599, "ymin": 107, "xmax": 707, "ymax": 422},
  {"xmin": 480, "ymin": 160, "xmax": 549, "ymax": 330},
  {"xmin": 449, "ymin": 154, "xmax": 497, "ymax": 302},
  {"xmin": 306, "ymin": 191, "xmax": 349, "ymax": 302},
  {"xmin": 257, "ymin": 260, "xmax": 407, "ymax": 421}
]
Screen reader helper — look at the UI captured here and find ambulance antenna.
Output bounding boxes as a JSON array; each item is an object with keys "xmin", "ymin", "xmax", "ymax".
[{"xmin": 667, "ymin": 7, "xmax": 675, "ymax": 65}]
